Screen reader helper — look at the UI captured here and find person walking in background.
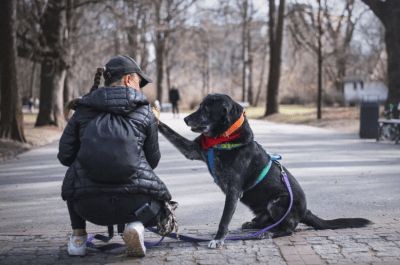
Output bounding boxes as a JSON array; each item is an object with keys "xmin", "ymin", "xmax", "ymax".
[
  {"xmin": 168, "ymin": 86, "xmax": 180, "ymax": 118},
  {"xmin": 58, "ymin": 55, "xmax": 176, "ymax": 258},
  {"xmin": 28, "ymin": 97, "xmax": 34, "ymax": 113}
]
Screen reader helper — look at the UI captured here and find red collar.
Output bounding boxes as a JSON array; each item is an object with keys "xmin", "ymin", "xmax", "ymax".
[
  {"xmin": 200, "ymin": 112, "xmax": 245, "ymax": 150},
  {"xmin": 201, "ymin": 132, "xmax": 241, "ymax": 150}
]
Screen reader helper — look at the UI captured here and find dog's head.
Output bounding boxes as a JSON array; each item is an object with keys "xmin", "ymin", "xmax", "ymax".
[{"xmin": 184, "ymin": 94, "xmax": 244, "ymax": 137}]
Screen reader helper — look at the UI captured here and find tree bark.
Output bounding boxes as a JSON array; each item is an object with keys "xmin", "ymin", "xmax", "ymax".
[
  {"xmin": 63, "ymin": 69, "xmax": 74, "ymax": 104},
  {"xmin": 139, "ymin": 13, "xmax": 149, "ymax": 72},
  {"xmin": 265, "ymin": 0, "xmax": 286, "ymax": 116},
  {"xmin": 155, "ymin": 35, "xmax": 165, "ymax": 102},
  {"xmin": 254, "ymin": 34, "xmax": 268, "ymax": 106},
  {"xmin": 384, "ymin": 7, "xmax": 400, "ymax": 112},
  {"xmin": 154, "ymin": 0, "xmax": 165, "ymax": 103},
  {"xmin": 241, "ymin": 0, "xmax": 248, "ymax": 103},
  {"xmin": 317, "ymin": 0, "xmax": 323, "ymax": 119},
  {"xmin": 0, "ymin": 0, "xmax": 26, "ymax": 142},
  {"xmin": 247, "ymin": 15, "xmax": 254, "ymax": 106},
  {"xmin": 36, "ymin": 59, "xmax": 66, "ymax": 127},
  {"xmin": 30, "ymin": 62, "xmax": 37, "ymax": 98},
  {"xmin": 35, "ymin": 0, "xmax": 68, "ymax": 128},
  {"xmin": 361, "ymin": 0, "xmax": 400, "ymax": 115},
  {"xmin": 165, "ymin": 51, "xmax": 172, "ymax": 92}
]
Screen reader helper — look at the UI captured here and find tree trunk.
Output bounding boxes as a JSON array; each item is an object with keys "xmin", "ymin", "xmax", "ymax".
[
  {"xmin": 166, "ymin": 57, "xmax": 172, "ymax": 92},
  {"xmin": 384, "ymin": 10, "xmax": 400, "ymax": 114},
  {"xmin": 35, "ymin": 59, "xmax": 66, "ymax": 127},
  {"xmin": 127, "ymin": 25, "xmax": 139, "ymax": 59},
  {"xmin": 0, "ymin": 0, "xmax": 26, "ymax": 142},
  {"xmin": 154, "ymin": 0, "xmax": 165, "ymax": 103},
  {"xmin": 247, "ymin": 17, "xmax": 254, "ymax": 106},
  {"xmin": 201, "ymin": 53, "xmax": 208, "ymax": 97},
  {"xmin": 30, "ymin": 62, "xmax": 37, "ymax": 98},
  {"xmin": 317, "ymin": 0, "xmax": 323, "ymax": 119},
  {"xmin": 35, "ymin": 0, "xmax": 67, "ymax": 128},
  {"xmin": 254, "ymin": 35, "xmax": 268, "ymax": 106},
  {"xmin": 63, "ymin": 69, "xmax": 74, "ymax": 104},
  {"xmin": 241, "ymin": 0, "xmax": 248, "ymax": 103},
  {"xmin": 265, "ymin": 0, "xmax": 286, "ymax": 116},
  {"xmin": 140, "ymin": 15, "xmax": 149, "ymax": 72},
  {"xmin": 361, "ymin": 0, "xmax": 400, "ymax": 117},
  {"xmin": 155, "ymin": 36, "xmax": 165, "ymax": 103}
]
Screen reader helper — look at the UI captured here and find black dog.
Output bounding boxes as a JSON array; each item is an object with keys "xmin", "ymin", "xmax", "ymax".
[{"xmin": 158, "ymin": 94, "xmax": 371, "ymax": 249}]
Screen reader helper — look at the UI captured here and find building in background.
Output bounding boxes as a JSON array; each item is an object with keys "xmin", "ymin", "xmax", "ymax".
[{"xmin": 343, "ymin": 78, "xmax": 388, "ymax": 105}]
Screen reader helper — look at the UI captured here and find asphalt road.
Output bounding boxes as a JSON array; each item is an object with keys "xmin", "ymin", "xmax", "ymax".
[{"xmin": 0, "ymin": 114, "xmax": 399, "ymax": 235}]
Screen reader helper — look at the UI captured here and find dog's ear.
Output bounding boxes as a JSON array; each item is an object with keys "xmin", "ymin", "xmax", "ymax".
[
  {"xmin": 230, "ymin": 100, "xmax": 244, "ymax": 120},
  {"xmin": 221, "ymin": 102, "xmax": 229, "ymax": 116},
  {"xmin": 221, "ymin": 95, "xmax": 243, "ymax": 123}
]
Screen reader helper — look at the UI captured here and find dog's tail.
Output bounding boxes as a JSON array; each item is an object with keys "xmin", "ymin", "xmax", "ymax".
[{"xmin": 301, "ymin": 210, "xmax": 372, "ymax": 230}]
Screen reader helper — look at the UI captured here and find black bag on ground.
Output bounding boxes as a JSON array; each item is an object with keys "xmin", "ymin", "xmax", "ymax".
[{"xmin": 77, "ymin": 113, "xmax": 140, "ymax": 184}]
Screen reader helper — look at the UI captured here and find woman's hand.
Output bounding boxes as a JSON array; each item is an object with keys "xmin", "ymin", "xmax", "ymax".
[{"xmin": 152, "ymin": 105, "xmax": 160, "ymax": 123}]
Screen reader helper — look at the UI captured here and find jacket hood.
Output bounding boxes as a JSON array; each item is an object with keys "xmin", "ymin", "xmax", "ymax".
[{"xmin": 78, "ymin": 86, "xmax": 149, "ymax": 114}]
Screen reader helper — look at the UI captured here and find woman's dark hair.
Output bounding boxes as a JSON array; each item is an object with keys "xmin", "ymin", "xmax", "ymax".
[{"xmin": 91, "ymin": 67, "xmax": 105, "ymax": 91}]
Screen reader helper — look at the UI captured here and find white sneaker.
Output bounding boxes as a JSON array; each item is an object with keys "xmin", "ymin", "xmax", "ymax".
[
  {"xmin": 67, "ymin": 235, "xmax": 87, "ymax": 256},
  {"xmin": 123, "ymin": 221, "xmax": 146, "ymax": 257}
]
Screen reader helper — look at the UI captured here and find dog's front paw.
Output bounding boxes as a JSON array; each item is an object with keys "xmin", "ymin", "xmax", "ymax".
[{"xmin": 208, "ymin": 239, "xmax": 224, "ymax": 249}]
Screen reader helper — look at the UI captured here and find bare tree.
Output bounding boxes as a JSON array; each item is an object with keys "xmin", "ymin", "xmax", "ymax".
[
  {"xmin": 34, "ymin": 0, "xmax": 69, "ymax": 127},
  {"xmin": 265, "ymin": 0, "xmax": 286, "ymax": 116},
  {"xmin": 360, "ymin": 0, "xmax": 400, "ymax": 114},
  {"xmin": 317, "ymin": 0, "xmax": 323, "ymax": 119},
  {"xmin": 237, "ymin": 0, "xmax": 255, "ymax": 105},
  {"xmin": 247, "ymin": 9, "xmax": 254, "ymax": 106},
  {"xmin": 0, "ymin": 0, "xmax": 26, "ymax": 142},
  {"xmin": 254, "ymin": 34, "xmax": 268, "ymax": 106},
  {"xmin": 240, "ymin": 0, "xmax": 249, "ymax": 103},
  {"xmin": 197, "ymin": 27, "xmax": 211, "ymax": 97},
  {"xmin": 152, "ymin": 0, "xmax": 196, "ymax": 103},
  {"xmin": 17, "ymin": 0, "xmax": 106, "ymax": 127},
  {"xmin": 120, "ymin": 0, "xmax": 151, "ymax": 71},
  {"xmin": 287, "ymin": 0, "xmax": 365, "ymax": 104}
]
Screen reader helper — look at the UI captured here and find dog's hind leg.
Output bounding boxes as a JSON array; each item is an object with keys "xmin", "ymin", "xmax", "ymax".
[
  {"xmin": 158, "ymin": 121, "xmax": 203, "ymax": 161},
  {"xmin": 266, "ymin": 195, "xmax": 299, "ymax": 238},
  {"xmin": 242, "ymin": 212, "xmax": 272, "ymax": 229}
]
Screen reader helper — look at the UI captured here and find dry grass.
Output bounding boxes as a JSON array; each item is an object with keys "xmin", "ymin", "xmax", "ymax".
[
  {"xmin": 0, "ymin": 113, "xmax": 62, "ymax": 161},
  {"xmin": 246, "ymin": 105, "xmax": 361, "ymax": 133},
  {"xmin": 23, "ymin": 113, "xmax": 62, "ymax": 146}
]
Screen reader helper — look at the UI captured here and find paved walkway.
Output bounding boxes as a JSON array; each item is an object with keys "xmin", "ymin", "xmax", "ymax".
[{"xmin": 0, "ymin": 113, "xmax": 400, "ymax": 265}]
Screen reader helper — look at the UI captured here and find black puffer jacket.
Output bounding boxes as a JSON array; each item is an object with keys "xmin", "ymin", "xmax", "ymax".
[{"xmin": 58, "ymin": 86, "xmax": 171, "ymax": 201}]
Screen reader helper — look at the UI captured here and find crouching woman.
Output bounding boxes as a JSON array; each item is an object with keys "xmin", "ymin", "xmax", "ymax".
[{"xmin": 58, "ymin": 55, "xmax": 175, "ymax": 257}]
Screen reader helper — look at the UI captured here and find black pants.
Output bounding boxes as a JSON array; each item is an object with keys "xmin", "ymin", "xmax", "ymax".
[
  {"xmin": 67, "ymin": 194, "xmax": 160, "ymax": 229},
  {"xmin": 172, "ymin": 102, "xmax": 179, "ymax": 114}
]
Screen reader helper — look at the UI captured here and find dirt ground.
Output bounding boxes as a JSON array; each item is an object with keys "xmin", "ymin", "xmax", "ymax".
[{"xmin": 0, "ymin": 113, "xmax": 62, "ymax": 161}]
